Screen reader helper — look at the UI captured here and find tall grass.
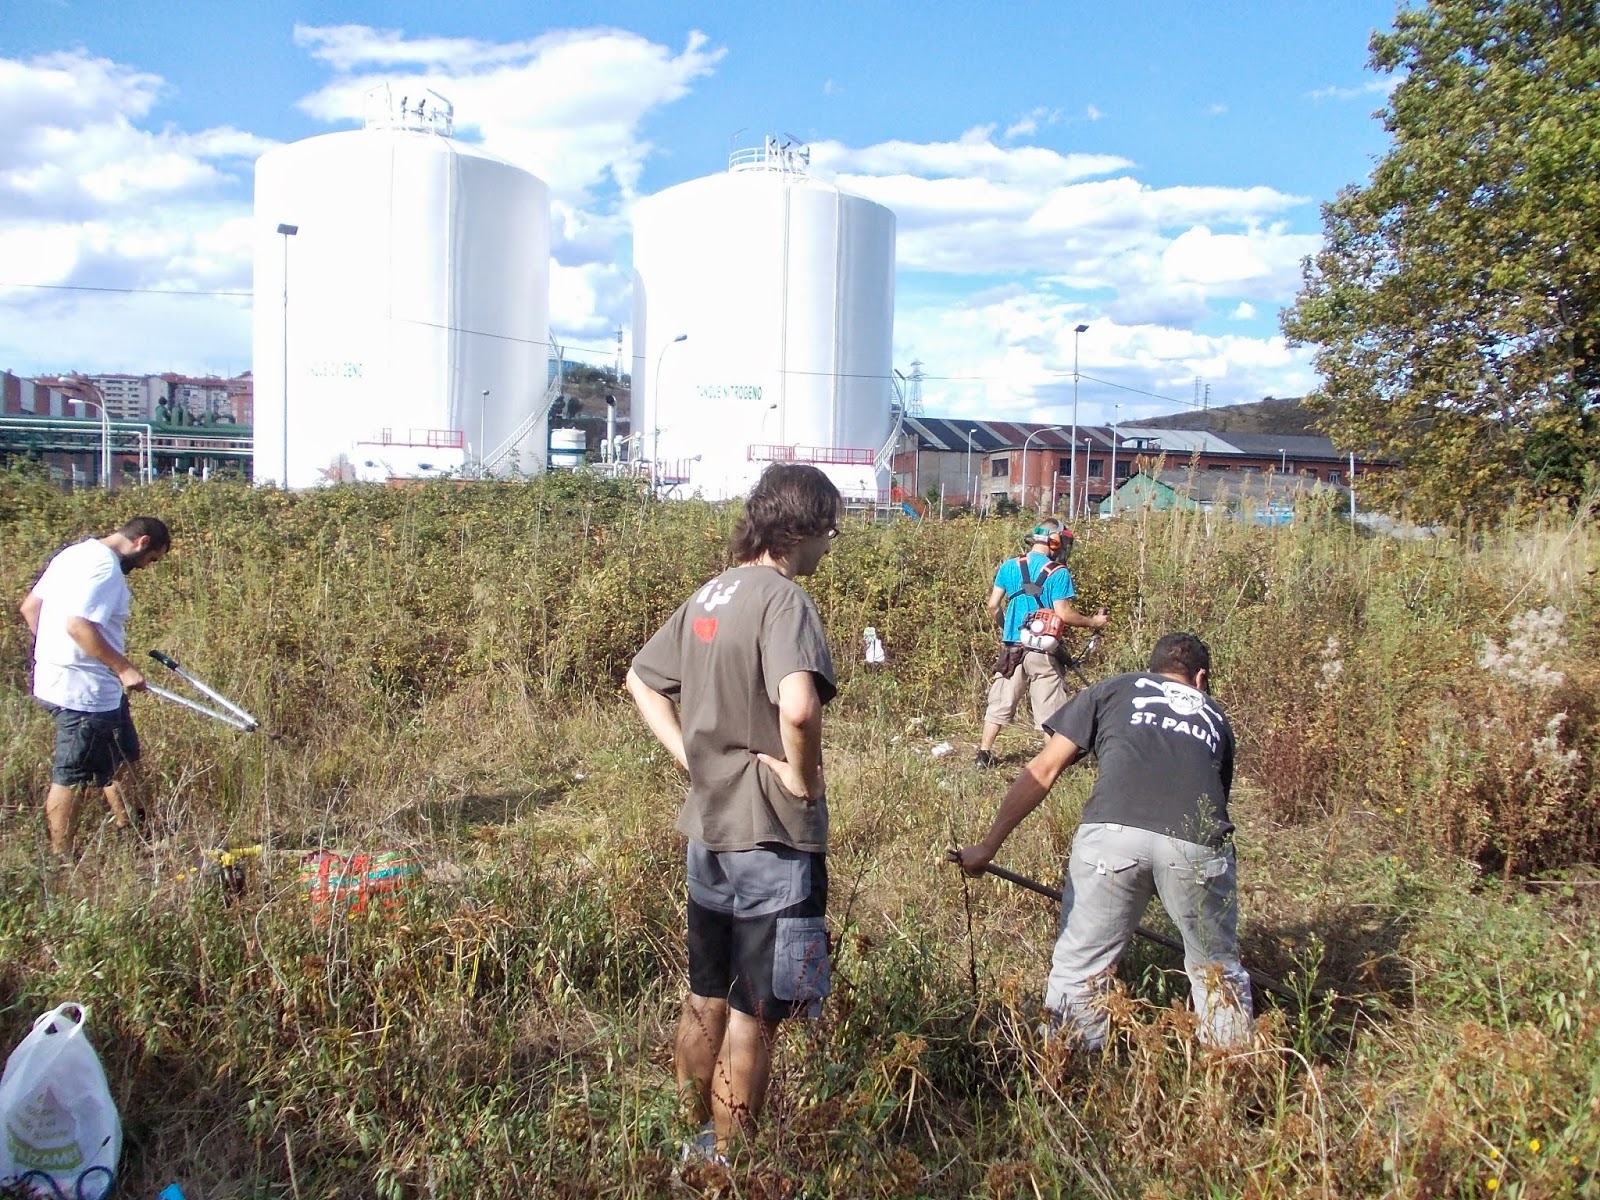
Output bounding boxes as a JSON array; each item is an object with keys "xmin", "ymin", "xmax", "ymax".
[{"xmin": 0, "ymin": 470, "xmax": 1596, "ymax": 1197}]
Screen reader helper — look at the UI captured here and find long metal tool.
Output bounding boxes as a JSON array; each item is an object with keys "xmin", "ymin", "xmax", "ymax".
[
  {"xmin": 147, "ymin": 649, "xmax": 259, "ymax": 732},
  {"xmin": 949, "ymin": 854, "xmax": 1307, "ymax": 1005}
]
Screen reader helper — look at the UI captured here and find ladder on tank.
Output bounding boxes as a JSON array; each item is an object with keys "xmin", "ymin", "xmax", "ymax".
[
  {"xmin": 870, "ymin": 374, "xmax": 907, "ymax": 519},
  {"xmin": 482, "ymin": 374, "xmax": 563, "ymax": 475}
]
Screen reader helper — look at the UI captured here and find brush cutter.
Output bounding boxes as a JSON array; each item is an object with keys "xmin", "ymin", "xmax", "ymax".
[
  {"xmin": 145, "ymin": 649, "xmax": 259, "ymax": 733},
  {"xmin": 1060, "ymin": 632, "xmax": 1102, "ymax": 689},
  {"xmin": 945, "ymin": 853, "xmax": 1310, "ymax": 1005}
]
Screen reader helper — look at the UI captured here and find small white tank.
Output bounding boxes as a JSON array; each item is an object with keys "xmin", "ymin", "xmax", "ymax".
[
  {"xmin": 548, "ymin": 427, "xmax": 586, "ymax": 470},
  {"xmin": 632, "ymin": 137, "xmax": 896, "ymax": 501},
  {"xmin": 252, "ymin": 88, "xmax": 551, "ymax": 487}
]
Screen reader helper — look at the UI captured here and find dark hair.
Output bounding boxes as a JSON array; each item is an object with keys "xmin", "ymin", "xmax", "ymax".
[
  {"xmin": 730, "ymin": 464, "xmax": 842, "ymax": 563},
  {"xmin": 117, "ymin": 516, "xmax": 172, "ymax": 551},
  {"xmin": 1148, "ymin": 632, "xmax": 1210, "ymax": 680}
]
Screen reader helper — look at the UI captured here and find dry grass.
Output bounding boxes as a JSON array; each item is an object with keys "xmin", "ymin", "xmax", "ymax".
[{"xmin": 0, "ymin": 471, "xmax": 1595, "ymax": 1197}]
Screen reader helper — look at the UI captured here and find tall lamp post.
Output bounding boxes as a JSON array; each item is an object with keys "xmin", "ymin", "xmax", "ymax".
[
  {"xmin": 965, "ymin": 427, "xmax": 978, "ymax": 508},
  {"xmin": 1021, "ymin": 425, "xmax": 1064, "ymax": 512},
  {"xmin": 651, "ymin": 333, "xmax": 688, "ymax": 492},
  {"xmin": 1278, "ymin": 447, "xmax": 1287, "ymax": 474},
  {"xmin": 1069, "ymin": 323, "xmax": 1089, "ymax": 520},
  {"xmin": 1109, "ymin": 404, "xmax": 1122, "ymax": 517},
  {"xmin": 276, "ymin": 223, "xmax": 298, "ymax": 487}
]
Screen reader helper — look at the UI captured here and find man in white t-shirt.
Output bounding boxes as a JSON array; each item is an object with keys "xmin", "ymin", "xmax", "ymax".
[{"xmin": 18, "ymin": 516, "xmax": 172, "ymax": 856}]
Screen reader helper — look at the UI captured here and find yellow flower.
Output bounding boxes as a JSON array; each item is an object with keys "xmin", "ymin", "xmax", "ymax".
[
  {"xmin": 1486, "ymin": 1180, "xmax": 1499, "ymax": 1192},
  {"xmin": 1528, "ymin": 1139, "xmax": 1541, "ymax": 1153},
  {"xmin": 1489, "ymin": 1148, "xmax": 1501, "ymax": 1160}
]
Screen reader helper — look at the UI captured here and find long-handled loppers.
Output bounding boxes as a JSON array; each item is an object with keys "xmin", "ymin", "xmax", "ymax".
[{"xmin": 145, "ymin": 649, "xmax": 259, "ymax": 733}]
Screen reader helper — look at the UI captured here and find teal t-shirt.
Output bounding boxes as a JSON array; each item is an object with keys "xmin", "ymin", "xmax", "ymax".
[{"xmin": 993, "ymin": 551, "xmax": 1075, "ymax": 642}]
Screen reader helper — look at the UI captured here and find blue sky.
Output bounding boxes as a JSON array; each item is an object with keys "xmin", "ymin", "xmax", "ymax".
[{"xmin": 0, "ymin": 1, "xmax": 1406, "ymax": 424}]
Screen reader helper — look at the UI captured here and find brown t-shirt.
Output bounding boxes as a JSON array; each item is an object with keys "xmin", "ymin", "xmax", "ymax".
[{"xmin": 631, "ymin": 564, "xmax": 837, "ymax": 853}]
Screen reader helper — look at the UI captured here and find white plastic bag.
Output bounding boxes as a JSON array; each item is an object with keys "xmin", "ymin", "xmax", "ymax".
[{"xmin": 0, "ymin": 1003, "xmax": 121, "ymax": 1200}]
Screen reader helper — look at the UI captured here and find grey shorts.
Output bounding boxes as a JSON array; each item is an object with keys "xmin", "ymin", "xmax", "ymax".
[
  {"xmin": 686, "ymin": 842, "xmax": 830, "ymax": 1020},
  {"xmin": 43, "ymin": 698, "xmax": 140, "ymax": 788}
]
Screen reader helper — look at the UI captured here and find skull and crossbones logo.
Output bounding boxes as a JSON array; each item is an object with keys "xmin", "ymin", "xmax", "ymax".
[{"xmin": 1133, "ymin": 677, "xmax": 1222, "ymax": 740}]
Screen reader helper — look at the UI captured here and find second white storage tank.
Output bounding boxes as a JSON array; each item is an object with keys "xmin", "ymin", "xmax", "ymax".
[{"xmin": 632, "ymin": 138, "xmax": 897, "ymax": 501}]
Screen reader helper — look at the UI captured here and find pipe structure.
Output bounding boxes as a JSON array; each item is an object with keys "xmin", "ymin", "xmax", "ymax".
[{"xmin": 1021, "ymin": 425, "xmax": 1064, "ymax": 512}]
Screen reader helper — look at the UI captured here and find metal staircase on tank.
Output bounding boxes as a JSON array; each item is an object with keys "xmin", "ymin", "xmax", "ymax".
[
  {"xmin": 481, "ymin": 373, "xmax": 563, "ymax": 475},
  {"xmin": 871, "ymin": 374, "xmax": 908, "ymax": 521}
]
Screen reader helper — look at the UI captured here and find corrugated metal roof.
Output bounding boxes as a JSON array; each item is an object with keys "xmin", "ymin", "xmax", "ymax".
[
  {"xmin": 1115, "ymin": 428, "xmax": 1244, "ymax": 454},
  {"xmin": 1219, "ymin": 432, "xmax": 1344, "ymax": 459}
]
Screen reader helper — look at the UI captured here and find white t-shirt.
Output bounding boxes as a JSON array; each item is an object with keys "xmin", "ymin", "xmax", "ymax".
[{"xmin": 29, "ymin": 538, "xmax": 132, "ymax": 712}]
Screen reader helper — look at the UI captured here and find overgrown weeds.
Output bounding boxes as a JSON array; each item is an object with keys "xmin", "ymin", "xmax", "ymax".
[{"xmin": 0, "ymin": 474, "xmax": 1596, "ymax": 1196}]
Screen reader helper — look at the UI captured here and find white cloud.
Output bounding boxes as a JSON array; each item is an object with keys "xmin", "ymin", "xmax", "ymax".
[
  {"xmin": 1230, "ymin": 301, "xmax": 1257, "ymax": 320},
  {"xmin": 293, "ymin": 25, "xmax": 724, "ymax": 202},
  {"xmin": 815, "ymin": 131, "xmax": 1313, "ymax": 326},
  {"xmin": 0, "ymin": 29, "xmax": 719, "ymax": 374},
  {"xmin": 894, "ymin": 289, "xmax": 1317, "ymax": 423},
  {"xmin": 1003, "ymin": 106, "xmax": 1063, "ymax": 141},
  {"xmin": 1307, "ymin": 77, "xmax": 1397, "ymax": 101},
  {"xmin": 0, "ymin": 51, "xmax": 272, "ymax": 222},
  {"xmin": 1208, "ymin": 102, "xmax": 1229, "ymax": 116},
  {"xmin": 1084, "ymin": 104, "xmax": 1104, "ymax": 122},
  {"xmin": 812, "ymin": 133, "xmax": 1129, "ymax": 188}
]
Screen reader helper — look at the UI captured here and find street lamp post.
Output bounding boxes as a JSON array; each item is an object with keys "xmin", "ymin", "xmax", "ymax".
[
  {"xmin": 1279, "ymin": 447, "xmax": 1287, "ymax": 474},
  {"xmin": 1021, "ymin": 425, "xmax": 1064, "ymax": 512},
  {"xmin": 651, "ymin": 333, "xmax": 688, "ymax": 493},
  {"xmin": 276, "ymin": 222, "xmax": 298, "ymax": 487},
  {"xmin": 1070, "ymin": 323, "xmax": 1089, "ymax": 520},
  {"xmin": 966, "ymin": 427, "xmax": 978, "ymax": 508},
  {"xmin": 1109, "ymin": 404, "xmax": 1121, "ymax": 517}
]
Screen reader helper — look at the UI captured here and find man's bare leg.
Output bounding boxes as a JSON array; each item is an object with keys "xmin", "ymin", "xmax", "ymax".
[
  {"xmin": 44, "ymin": 784, "xmax": 84, "ymax": 855},
  {"xmin": 978, "ymin": 720, "xmax": 1003, "ymax": 754},
  {"xmin": 711, "ymin": 1009, "xmax": 780, "ymax": 1149},
  {"xmin": 101, "ymin": 762, "xmax": 146, "ymax": 831},
  {"xmin": 676, "ymin": 993, "xmax": 729, "ymax": 1125}
]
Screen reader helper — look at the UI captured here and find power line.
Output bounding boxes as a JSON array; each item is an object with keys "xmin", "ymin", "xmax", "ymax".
[
  {"xmin": 1, "ymin": 284, "xmax": 1213, "ymax": 410},
  {"xmin": 0, "ymin": 281, "xmax": 251, "ymax": 297}
]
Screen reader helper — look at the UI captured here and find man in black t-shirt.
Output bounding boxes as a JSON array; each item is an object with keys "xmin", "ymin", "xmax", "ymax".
[{"xmin": 956, "ymin": 631, "xmax": 1253, "ymax": 1050}]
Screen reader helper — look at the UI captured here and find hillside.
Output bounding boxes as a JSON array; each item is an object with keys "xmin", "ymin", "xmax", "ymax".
[{"xmin": 1123, "ymin": 395, "xmax": 1323, "ymax": 437}]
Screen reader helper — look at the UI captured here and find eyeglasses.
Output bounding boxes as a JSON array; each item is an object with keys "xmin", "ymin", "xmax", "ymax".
[{"xmin": 827, "ymin": 526, "xmax": 839, "ymax": 540}]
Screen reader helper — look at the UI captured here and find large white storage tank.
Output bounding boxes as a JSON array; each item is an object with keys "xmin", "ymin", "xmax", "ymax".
[
  {"xmin": 632, "ymin": 138, "xmax": 896, "ymax": 501},
  {"xmin": 252, "ymin": 91, "xmax": 551, "ymax": 487}
]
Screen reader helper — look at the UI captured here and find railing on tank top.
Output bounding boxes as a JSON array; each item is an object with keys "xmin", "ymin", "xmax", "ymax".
[
  {"xmin": 357, "ymin": 428, "xmax": 465, "ymax": 449},
  {"xmin": 746, "ymin": 443, "xmax": 876, "ymax": 466}
]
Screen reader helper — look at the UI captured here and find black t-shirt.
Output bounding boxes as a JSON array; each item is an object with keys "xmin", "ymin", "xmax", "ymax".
[{"xmin": 1043, "ymin": 671, "xmax": 1235, "ymax": 847}]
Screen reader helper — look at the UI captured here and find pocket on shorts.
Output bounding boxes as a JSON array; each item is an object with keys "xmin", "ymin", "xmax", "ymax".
[
  {"xmin": 1166, "ymin": 845, "xmax": 1234, "ymax": 895},
  {"xmin": 772, "ymin": 916, "xmax": 831, "ymax": 1015},
  {"xmin": 1072, "ymin": 824, "xmax": 1141, "ymax": 876}
]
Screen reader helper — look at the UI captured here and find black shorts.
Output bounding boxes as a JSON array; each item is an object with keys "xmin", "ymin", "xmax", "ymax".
[
  {"xmin": 44, "ymin": 698, "xmax": 140, "ymax": 788},
  {"xmin": 686, "ymin": 843, "xmax": 829, "ymax": 1021}
]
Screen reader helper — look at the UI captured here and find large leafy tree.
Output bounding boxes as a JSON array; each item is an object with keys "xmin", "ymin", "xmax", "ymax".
[{"xmin": 1283, "ymin": 0, "xmax": 1600, "ymax": 519}]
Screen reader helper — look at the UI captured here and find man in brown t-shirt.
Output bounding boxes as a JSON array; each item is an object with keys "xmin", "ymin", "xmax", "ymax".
[{"xmin": 627, "ymin": 463, "xmax": 841, "ymax": 1155}]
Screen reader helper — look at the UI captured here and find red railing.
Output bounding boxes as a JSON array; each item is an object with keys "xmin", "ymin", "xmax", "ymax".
[{"xmin": 748, "ymin": 443, "xmax": 876, "ymax": 466}]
